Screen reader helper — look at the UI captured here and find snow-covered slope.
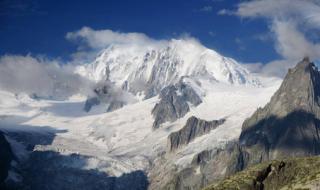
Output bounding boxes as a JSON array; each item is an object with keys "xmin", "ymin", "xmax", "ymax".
[
  {"xmin": 76, "ymin": 39, "xmax": 260, "ymax": 98},
  {"xmin": 0, "ymin": 76, "xmax": 281, "ymax": 177}
]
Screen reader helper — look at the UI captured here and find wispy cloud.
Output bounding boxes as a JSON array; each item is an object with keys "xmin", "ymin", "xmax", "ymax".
[
  {"xmin": 199, "ymin": 6, "xmax": 213, "ymax": 12},
  {"xmin": 66, "ymin": 27, "xmax": 161, "ymax": 49},
  {"xmin": 217, "ymin": 9, "xmax": 233, "ymax": 16},
  {"xmin": 219, "ymin": 0, "xmax": 320, "ymax": 77}
]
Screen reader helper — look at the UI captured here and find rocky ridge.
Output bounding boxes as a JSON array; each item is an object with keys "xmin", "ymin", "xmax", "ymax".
[
  {"xmin": 168, "ymin": 116, "xmax": 225, "ymax": 151},
  {"xmin": 152, "ymin": 79, "xmax": 202, "ymax": 129}
]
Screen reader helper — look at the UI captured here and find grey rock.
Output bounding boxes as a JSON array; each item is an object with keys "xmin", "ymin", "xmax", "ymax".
[
  {"xmin": 240, "ymin": 57, "xmax": 320, "ymax": 165},
  {"xmin": 162, "ymin": 142, "xmax": 245, "ymax": 190},
  {"xmin": 152, "ymin": 86, "xmax": 189, "ymax": 129},
  {"xmin": 176, "ymin": 81, "xmax": 202, "ymax": 106},
  {"xmin": 152, "ymin": 81, "xmax": 202, "ymax": 129},
  {"xmin": 168, "ymin": 116, "xmax": 225, "ymax": 151}
]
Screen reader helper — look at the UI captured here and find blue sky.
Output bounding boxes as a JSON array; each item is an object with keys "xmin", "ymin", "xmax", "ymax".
[{"xmin": 0, "ymin": 0, "xmax": 280, "ymax": 63}]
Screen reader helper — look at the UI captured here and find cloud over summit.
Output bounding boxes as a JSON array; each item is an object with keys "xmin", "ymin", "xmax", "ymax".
[{"xmin": 66, "ymin": 27, "xmax": 160, "ymax": 49}]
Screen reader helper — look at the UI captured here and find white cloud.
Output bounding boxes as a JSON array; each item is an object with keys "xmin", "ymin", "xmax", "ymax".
[
  {"xmin": 66, "ymin": 27, "xmax": 162, "ymax": 49},
  {"xmin": 217, "ymin": 9, "xmax": 233, "ymax": 16},
  {"xmin": 271, "ymin": 20, "xmax": 320, "ymax": 60},
  {"xmin": 0, "ymin": 55, "xmax": 93, "ymax": 99},
  {"xmin": 220, "ymin": 0, "xmax": 320, "ymax": 76},
  {"xmin": 66, "ymin": 27, "xmax": 170, "ymax": 64}
]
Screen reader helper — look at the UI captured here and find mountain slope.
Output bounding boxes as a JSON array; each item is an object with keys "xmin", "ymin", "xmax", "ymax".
[{"xmin": 160, "ymin": 58, "xmax": 320, "ymax": 190}]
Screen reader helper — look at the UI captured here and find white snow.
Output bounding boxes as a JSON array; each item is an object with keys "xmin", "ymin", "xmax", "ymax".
[
  {"xmin": 0, "ymin": 41, "xmax": 281, "ymax": 178},
  {"xmin": 0, "ymin": 74, "xmax": 281, "ymax": 176},
  {"xmin": 75, "ymin": 39, "xmax": 260, "ymax": 98}
]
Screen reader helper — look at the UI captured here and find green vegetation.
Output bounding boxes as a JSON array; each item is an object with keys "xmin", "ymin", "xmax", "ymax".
[{"xmin": 203, "ymin": 156, "xmax": 320, "ymax": 190}]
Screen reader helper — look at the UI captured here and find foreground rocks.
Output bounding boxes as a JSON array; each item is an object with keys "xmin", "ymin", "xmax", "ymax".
[
  {"xmin": 204, "ymin": 156, "xmax": 320, "ymax": 190},
  {"xmin": 168, "ymin": 116, "xmax": 225, "ymax": 151}
]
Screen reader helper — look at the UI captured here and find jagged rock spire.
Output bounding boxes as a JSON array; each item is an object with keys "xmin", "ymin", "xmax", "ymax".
[{"xmin": 239, "ymin": 58, "xmax": 320, "ymax": 164}]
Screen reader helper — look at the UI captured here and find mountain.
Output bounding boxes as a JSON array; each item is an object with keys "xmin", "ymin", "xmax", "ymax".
[
  {"xmin": 76, "ymin": 39, "xmax": 260, "ymax": 99},
  {"xmin": 0, "ymin": 42, "xmax": 279, "ymax": 190},
  {"xmin": 240, "ymin": 57, "xmax": 320, "ymax": 164},
  {"xmin": 161, "ymin": 58, "xmax": 320, "ymax": 190}
]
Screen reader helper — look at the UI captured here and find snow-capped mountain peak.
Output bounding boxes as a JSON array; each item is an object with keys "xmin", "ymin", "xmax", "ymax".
[{"xmin": 76, "ymin": 39, "xmax": 260, "ymax": 98}]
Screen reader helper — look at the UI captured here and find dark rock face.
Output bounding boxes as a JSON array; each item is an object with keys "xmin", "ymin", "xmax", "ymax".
[
  {"xmin": 175, "ymin": 81, "xmax": 202, "ymax": 106},
  {"xmin": 163, "ymin": 142, "xmax": 245, "ymax": 190},
  {"xmin": 240, "ymin": 58, "xmax": 320, "ymax": 165},
  {"xmin": 168, "ymin": 116, "xmax": 225, "ymax": 151},
  {"xmin": 152, "ymin": 86, "xmax": 189, "ymax": 129},
  {"xmin": 152, "ymin": 82, "xmax": 202, "ymax": 129},
  {"xmin": 0, "ymin": 132, "xmax": 14, "ymax": 189}
]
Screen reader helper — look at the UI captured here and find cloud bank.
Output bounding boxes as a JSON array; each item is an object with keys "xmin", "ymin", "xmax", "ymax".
[{"xmin": 0, "ymin": 55, "xmax": 93, "ymax": 99}]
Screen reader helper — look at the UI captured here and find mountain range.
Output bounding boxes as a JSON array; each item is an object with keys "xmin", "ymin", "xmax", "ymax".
[{"xmin": 1, "ymin": 39, "xmax": 318, "ymax": 190}]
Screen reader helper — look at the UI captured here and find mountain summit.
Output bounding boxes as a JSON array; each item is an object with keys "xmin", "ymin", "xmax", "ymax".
[
  {"xmin": 76, "ymin": 39, "xmax": 260, "ymax": 99},
  {"xmin": 240, "ymin": 57, "xmax": 320, "ymax": 163}
]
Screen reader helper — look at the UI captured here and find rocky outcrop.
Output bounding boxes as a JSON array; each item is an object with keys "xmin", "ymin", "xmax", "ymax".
[
  {"xmin": 0, "ymin": 131, "xmax": 14, "ymax": 189},
  {"xmin": 240, "ymin": 57, "xmax": 320, "ymax": 165},
  {"xmin": 168, "ymin": 116, "xmax": 225, "ymax": 151},
  {"xmin": 152, "ymin": 81, "xmax": 202, "ymax": 129},
  {"xmin": 204, "ymin": 156, "xmax": 320, "ymax": 190},
  {"xmin": 162, "ymin": 142, "xmax": 246, "ymax": 190}
]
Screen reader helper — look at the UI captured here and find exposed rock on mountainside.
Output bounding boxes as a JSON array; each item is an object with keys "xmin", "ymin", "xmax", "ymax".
[
  {"xmin": 0, "ymin": 131, "xmax": 14, "ymax": 189},
  {"xmin": 203, "ymin": 156, "xmax": 320, "ymax": 190},
  {"xmin": 240, "ymin": 57, "xmax": 320, "ymax": 165},
  {"xmin": 168, "ymin": 116, "xmax": 225, "ymax": 151},
  {"xmin": 152, "ymin": 80, "xmax": 202, "ymax": 129},
  {"xmin": 84, "ymin": 82, "xmax": 129, "ymax": 112},
  {"xmin": 161, "ymin": 142, "xmax": 245, "ymax": 190}
]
